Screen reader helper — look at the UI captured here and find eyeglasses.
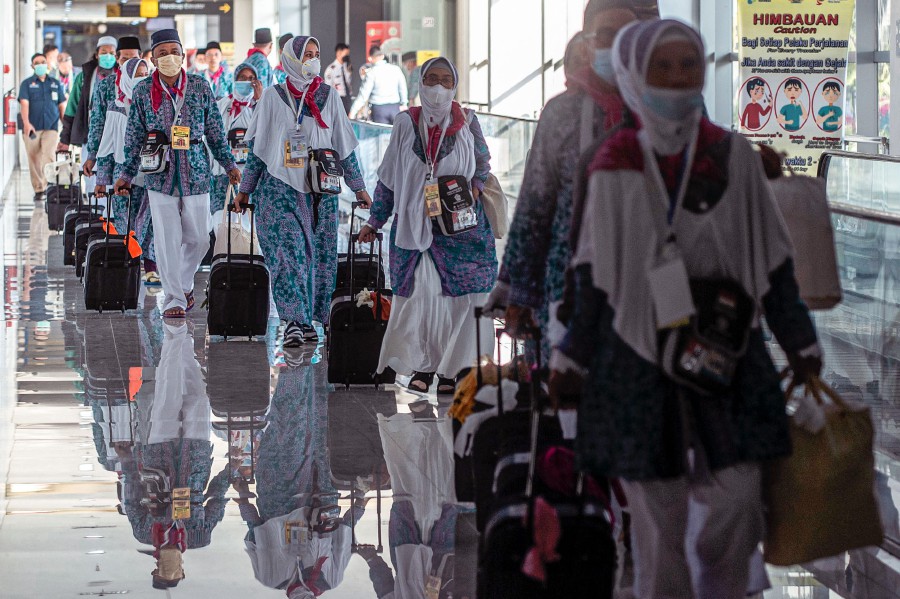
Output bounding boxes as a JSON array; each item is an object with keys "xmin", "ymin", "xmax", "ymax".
[{"xmin": 423, "ymin": 74, "xmax": 454, "ymax": 88}]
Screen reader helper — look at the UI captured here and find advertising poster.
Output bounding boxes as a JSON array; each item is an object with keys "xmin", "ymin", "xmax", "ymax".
[{"xmin": 737, "ymin": 0, "xmax": 856, "ymax": 174}]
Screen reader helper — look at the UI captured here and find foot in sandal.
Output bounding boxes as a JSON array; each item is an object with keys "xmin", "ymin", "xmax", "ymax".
[{"xmin": 408, "ymin": 371, "xmax": 436, "ymax": 393}]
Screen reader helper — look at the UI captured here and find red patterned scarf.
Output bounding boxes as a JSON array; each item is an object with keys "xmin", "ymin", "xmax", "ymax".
[
  {"xmin": 286, "ymin": 76, "xmax": 328, "ymax": 129},
  {"xmin": 150, "ymin": 70, "xmax": 186, "ymax": 112}
]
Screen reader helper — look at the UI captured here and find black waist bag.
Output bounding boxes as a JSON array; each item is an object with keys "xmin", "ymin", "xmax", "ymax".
[
  {"xmin": 307, "ymin": 148, "xmax": 344, "ymax": 195},
  {"xmin": 659, "ymin": 279, "xmax": 755, "ymax": 396},
  {"xmin": 140, "ymin": 130, "xmax": 170, "ymax": 174},
  {"xmin": 434, "ymin": 175, "xmax": 478, "ymax": 236},
  {"xmin": 228, "ymin": 128, "xmax": 249, "ymax": 164}
]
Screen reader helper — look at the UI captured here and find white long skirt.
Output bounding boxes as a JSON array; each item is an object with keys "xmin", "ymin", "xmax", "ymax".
[{"xmin": 377, "ymin": 255, "xmax": 494, "ymax": 379}]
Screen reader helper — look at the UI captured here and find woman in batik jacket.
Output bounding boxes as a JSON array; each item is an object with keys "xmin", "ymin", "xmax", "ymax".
[
  {"xmin": 235, "ymin": 36, "xmax": 371, "ymax": 348},
  {"xmin": 359, "ymin": 57, "xmax": 497, "ymax": 395}
]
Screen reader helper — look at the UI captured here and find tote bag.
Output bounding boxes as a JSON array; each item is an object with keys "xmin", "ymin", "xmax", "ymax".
[
  {"xmin": 213, "ymin": 186, "xmax": 262, "ymax": 257},
  {"xmin": 763, "ymin": 376, "xmax": 883, "ymax": 566},
  {"xmin": 769, "ymin": 175, "xmax": 842, "ymax": 310}
]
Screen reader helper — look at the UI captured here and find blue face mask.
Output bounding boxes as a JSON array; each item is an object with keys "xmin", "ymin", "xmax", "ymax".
[
  {"xmin": 34, "ymin": 64, "xmax": 48, "ymax": 77},
  {"xmin": 592, "ymin": 48, "xmax": 616, "ymax": 85},
  {"xmin": 233, "ymin": 81, "xmax": 254, "ymax": 98},
  {"xmin": 98, "ymin": 54, "xmax": 117, "ymax": 70},
  {"xmin": 641, "ymin": 86, "xmax": 705, "ymax": 121}
]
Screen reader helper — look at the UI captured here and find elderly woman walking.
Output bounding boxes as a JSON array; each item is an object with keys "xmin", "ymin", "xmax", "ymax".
[
  {"xmin": 359, "ymin": 57, "xmax": 497, "ymax": 395},
  {"xmin": 235, "ymin": 36, "xmax": 371, "ymax": 348},
  {"xmin": 552, "ymin": 19, "xmax": 822, "ymax": 599}
]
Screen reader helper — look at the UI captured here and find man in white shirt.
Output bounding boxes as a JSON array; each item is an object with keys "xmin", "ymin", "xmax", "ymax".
[
  {"xmin": 324, "ymin": 43, "xmax": 354, "ymax": 115},
  {"xmin": 349, "ymin": 46, "xmax": 408, "ymax": 124}
]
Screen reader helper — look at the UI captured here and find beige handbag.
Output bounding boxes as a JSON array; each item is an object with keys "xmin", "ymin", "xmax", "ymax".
[
  {"xmin": 763, "ymin": 376, "xmax": 883, "ymax": 566},
  {"xmin": 481, "ymin": 173, "xmax": 509, "ymax": 239},
  {"xmin": 213, "ymin": 186, "xmax": 262, "ymax": 258},
  {"xmin": 769, "ymin": 174, "xmax": 842, "ymax": 310}
]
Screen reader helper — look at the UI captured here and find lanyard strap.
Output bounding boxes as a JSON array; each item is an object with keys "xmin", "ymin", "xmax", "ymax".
[
  {"xmin": 419, "ymin": 114, "xmax": 449, "ymax": 181},
  {"xmin": 286, "ymin": 83, "xmax": 311, "ymax": 131},
  {"xmin": 165, "ymin": 84, "xmax": 187, "ymax": 128},
  {"xmin": 637, "ymin": 130, "xmax": 698, "ymax": 251}
]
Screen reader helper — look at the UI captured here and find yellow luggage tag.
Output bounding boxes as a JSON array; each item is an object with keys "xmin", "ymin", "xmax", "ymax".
[
  {"xmin": 425, "ymin": 175, "xmax": 442, "ymax": 218},
  {"xmin": 171, "ymin": 125, "xmax": 191, "ymax": 150}
]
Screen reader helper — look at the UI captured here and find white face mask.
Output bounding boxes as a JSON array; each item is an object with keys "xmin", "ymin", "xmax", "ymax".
[
  {"xmin": 156, "ymin": 54, "xmax": 184, "ymax": 78},
  {"xmin": 301, "ymin": 58, "xmax": 321, "ymax": 80},
  {"xmin": 420, "ymin": 84, "xmax": 455, "ymax": 107}
]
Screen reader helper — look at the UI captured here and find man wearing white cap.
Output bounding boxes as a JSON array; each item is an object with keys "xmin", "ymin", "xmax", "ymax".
[
  {"xmin": 59, "ymin": 35, "xmax": 119, "ymax": 153},
  {"xmin": 114, "ymin": 29, "xmax": 241, "ymax": 319}
]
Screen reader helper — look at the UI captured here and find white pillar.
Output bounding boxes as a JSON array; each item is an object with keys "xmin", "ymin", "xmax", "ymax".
[
  {"xmin": 18, "ymin": 0, "xmax": 36, "ymax": 86},
  {"xmin": 233, "ymin": 0, "xmax": 254, "ymax": 56},
  {"xmin": 891, "ymin": 0, "xmax": 900, "ymax": 155}
]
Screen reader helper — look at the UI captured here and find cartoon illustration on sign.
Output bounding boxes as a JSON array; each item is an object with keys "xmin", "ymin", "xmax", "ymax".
[
  {"xmin": 777, "ymin": 78, "xmax": 808, "ymax": 132},
  {"xmin": 739, "ymin": 77, "xmax": 773, "ymax": 131},
  {"xmin": 814, "ymin": 79, "xmax": 844, "ymax": 133}
]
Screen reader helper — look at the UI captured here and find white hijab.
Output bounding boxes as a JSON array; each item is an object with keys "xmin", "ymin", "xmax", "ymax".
[
  {"xmin": 419, "ymin": 57, "xmax": 458, "ymax": 128},
  {"xmin": 612, "ymin": 19, "xmax": 706, "ymax": 157},
  {"xmin": 99, "ymin": 58, "xmax": 150, "ymax": 162},
  {"xmin": 281, "ymin": 36, "xmax": 319, "ymax": 90},
  {"xmin": 117, "ymin": 58, "xmax": 150, "ymax": 107}
]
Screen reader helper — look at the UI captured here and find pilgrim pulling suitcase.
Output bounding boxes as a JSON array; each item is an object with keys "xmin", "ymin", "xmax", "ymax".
[
  {"xmin": 327, "ymin": 230, "xmax": 395, "ymax": 388},
  {"xmin": 83, "ymin": 191, "xmax": 142, "ymax": 312},
  {"xmin": 206, "ymin": 203, "xmax": 270, "ymax": 339}
]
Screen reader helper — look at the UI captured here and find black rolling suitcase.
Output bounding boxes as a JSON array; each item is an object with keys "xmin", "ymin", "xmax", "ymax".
[
  {"xmin": 327, "ymin": 231, "xmax": 395, "ymax": 388},
  {"xmin": 75, "ymin": 192, "xmax": 111, "ymax": 278},
  {"xmin": 46, "ymin": 184, "xmax": 82, "ymax": 231},
  {"xmin": 83, "ymin": 192, "xmax": 141, "ymax": 313},
  {"xmin": 207, "ymin": 203, "xmax": 270, "ymax": 340},
  {"xmin": 63, "ymin": 185, "xmax": 103, "ymax": 266},
  {"xmin": 336, "ymin": 201, "xmax": 386, "ymax": 290},
  {"xmin": 475, "ymin": 326, "xmax": 617, "ymax": 599}
]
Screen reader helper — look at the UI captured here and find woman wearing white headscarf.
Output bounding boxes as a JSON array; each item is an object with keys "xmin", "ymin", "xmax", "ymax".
[
  {"xmin": 359, "ymin": 57, "xmax": 497, "ymax": 395},
  {"xmin": 550, "ymin": 20, "xmax": 822, "ymax": 598},
  {"xmin": 94, "ymin": 57, "xmax": 160, "ymax": 283},
  {"xmin": 235, "ymin": 36, "xmax": 371, "ymax": 348},
  {"xmin": 209, "ymin": 61, "xmax": 263, "ymax": 216}
]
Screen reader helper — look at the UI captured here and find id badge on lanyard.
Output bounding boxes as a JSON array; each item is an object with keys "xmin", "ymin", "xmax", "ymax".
[
  {"xmin": 638, "ymin": 131, "xmax": 698, "ymax": 330},
  {"xmin": 169, "ymin": 89, "xmax": 190, "ymax": 151},
  {"xmin": 285, "ymin": 88, "xmax": 309, "ymax": 168},
  {"xmin": 422, "ymin": 117, "xmax": 448, "ymax": 218}
]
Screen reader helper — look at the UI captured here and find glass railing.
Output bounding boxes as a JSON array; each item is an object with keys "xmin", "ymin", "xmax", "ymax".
[
  {"xmin": 816, "ymin": 151, "xmax": 900, "ymax": 557},
  {"xmin": 336, "ymin": 112, "xmax": 538, "ymax": 260}
]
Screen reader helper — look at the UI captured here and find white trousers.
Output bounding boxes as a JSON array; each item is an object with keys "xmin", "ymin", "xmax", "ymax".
[
  {"xmin": 148, "ymin": 191, "xmax": 210, "ymax": 311},
  {"xmin": 148, "ymin": 323, "xmax": 209, "ymax": 443},
  {"xmin": 621, "ymin": 463, "xmax": 764, "ymax": 599}
]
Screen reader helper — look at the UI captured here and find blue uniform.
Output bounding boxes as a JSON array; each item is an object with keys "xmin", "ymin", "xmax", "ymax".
[{"xmin": 19, "ymin": 75, "xmax": 66, "ymax": 130}]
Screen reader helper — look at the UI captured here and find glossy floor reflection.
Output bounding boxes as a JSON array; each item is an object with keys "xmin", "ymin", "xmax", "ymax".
[{"xmin": 2, "ymin": 169, "xmax": 900, "ymax": 598}]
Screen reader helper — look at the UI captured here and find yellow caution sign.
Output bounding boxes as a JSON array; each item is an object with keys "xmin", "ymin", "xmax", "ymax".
[{"xmin": 140, "ymin": 0, "xmax": 159, "ymax": 18}]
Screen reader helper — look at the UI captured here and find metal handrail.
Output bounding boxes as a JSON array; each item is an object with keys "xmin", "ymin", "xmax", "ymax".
[
  {"xmin": 829, "ymin": 201, "xmax": 900, "ymax": 227},
  {"xmin": 818, "ymin": 150, "xmax": 900, "ymax": 178},
  {"xmin": 818, "ymin": 150, "xmax": 900, "ymax": 225}
]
